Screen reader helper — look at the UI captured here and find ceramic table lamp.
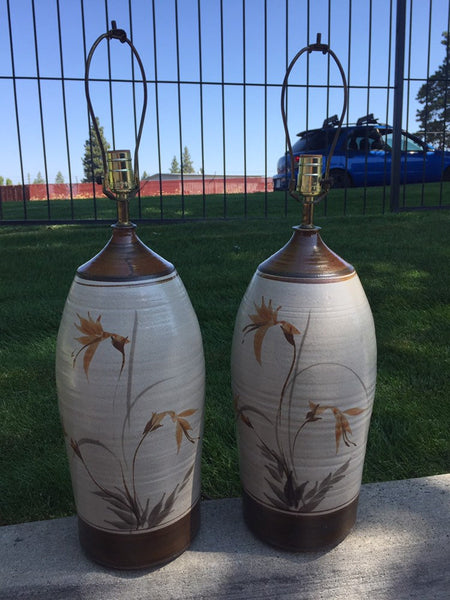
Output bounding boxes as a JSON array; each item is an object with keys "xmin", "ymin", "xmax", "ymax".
[
  {"xmin": 55, "ymin": 23, "xmax": 205, "ymax": 569},
  {"xmin": 231, "ymin": 36, "xmax": 376, "ymax": 551}
]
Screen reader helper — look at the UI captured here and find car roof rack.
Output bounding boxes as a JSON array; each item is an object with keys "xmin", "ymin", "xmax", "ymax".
[
  {"xmin": 296, "ymin": 114, "xmax": 340, "ymax": 137},
  {"xmin": 322, "ymin": 114, "xmax": 339, "ymax": 128},
  {"xmin": 356, "ymin": 113, "xmax": 379, "ymax": 126}
]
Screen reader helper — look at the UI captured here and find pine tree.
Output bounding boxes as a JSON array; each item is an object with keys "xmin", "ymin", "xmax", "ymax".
[
  {"xmin": 55, "ymin": 171, "xmax": 65, "ymax": 184},
  {"xmin": 416, "ymin": 31, "xmax": 450, "ymax": 149},
  {"xmin": 5, "ymin": 178, "xmax": 12, "ymax": 185},
  {"xmin": 170, "ymin": 156, "xmax": 181, "ymax": 173},
  {"xmin": 182, "ymin": 146, "xmax": 195, "ymax": 173},
  {"xmin": 33, "ymin": 172, "xmax": 45, "ymax": 184},
  {"xmin": 0, "ymin": 176, "xmax": 4, "ymax": 186},
  {"xmin": 82, "ymin": 117, "xmax": 110, "ymax": 183},
  {"xmin": 142, "ymin": 170, "xmax": 149, "ymax": 179}
]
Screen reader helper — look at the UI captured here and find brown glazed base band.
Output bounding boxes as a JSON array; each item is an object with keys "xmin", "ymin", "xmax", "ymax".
[
  {"xmin": 243, "ymin": 491, "xmax": 359, "ymax": 552},
  {"xmin": 78, "ymin": 500, "xmax": 200, "ymax": 570}
]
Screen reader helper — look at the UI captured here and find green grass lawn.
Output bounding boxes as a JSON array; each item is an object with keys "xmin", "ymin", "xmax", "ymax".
[
  {"xmin": 0, "ymin": 209, "xmax": 449, "ymax": 525},
  {"xmin": 1, "ymin": 182, "xmax": 448, "ymax": 223}
]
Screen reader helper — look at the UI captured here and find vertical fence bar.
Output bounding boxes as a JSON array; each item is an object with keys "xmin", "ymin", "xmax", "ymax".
[
  {"xmin": 402, "ymin": 0, "xmax": 414, "ymax": 208},
  {"xmin": 31, "ymin": 0, "xmax": 51, "ymax": 218},
  {"xmin": 420, "ymin": 0, "xmax": 434, "ymax": 206},
  {"xmin": 326, "ymin": 0, "xmax": 331, "ymax": 120},
  {"xmin": 382, "ymin": 0, "xmax": 394, "ymax": 214},
  {"xmin": 174, "ymin": 0, "xmax": 185, "ymax": 219},
  {"xmin": 242, "ymin": 0, "xmax": 248, "ymax": 217},
  {"xmin": 323, "ymin": 0, "xmax": 332, "ymax": 217},
  {"xmin": 80, "ymin": 0, "xmax": 98, "ymax": 220},
  {"xmin": 220, "ymin": 0, "xmax": 227, "ymax": 217},
  {"xmin": 197, "ymin": 0, "xmax": 206, "ymax": 217},
  {"xmin": 56, "ymin": 0, "xmax": 75, "ymax": 220},
  {"xmin": 283, "ymin": 0, "xmax": 289, "ymax": 218},
  {"xmin": 264, "ymin": 0, "xmax": 268, "ymax": 216},
  {"xmin": 128, "ymin": 0, "xmax": 142, "ymax": 219},
  {"xmin": 151, "ymin": 0, "xmax": 164, "ymax": 219},
  {"xmin": 362, "ymin": 0, "xmax": 373, "ymax": 215},
  {"xmin": 306, "ymin": 0, "xmax": 310, "ymax": 131},
  {"xmin": 390, "ymin": 0, "xmax": 407, "ymax": 213},
  {"xmin": 439, "ymin": 6, "xmax": 450, "ymax": 205},
  {"xmin": 5, "ymin": 0, "xmax": 27, "ymax": 220},
  {"xmin": 104, "ymin": 0, "xmax": 116, "ymax": 152},
  {"xmin": 343, "ymin": 0, "xmax": 353, "ymax": 216}
]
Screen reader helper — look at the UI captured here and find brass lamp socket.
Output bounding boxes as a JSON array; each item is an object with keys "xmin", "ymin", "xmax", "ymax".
[
  {"xmin": 297, "ymin": 154, "xmax": 323, "ymax": 200},
  {"xmin": 107, "ymin": 150, "xmax": 134, "ymax": 195}
]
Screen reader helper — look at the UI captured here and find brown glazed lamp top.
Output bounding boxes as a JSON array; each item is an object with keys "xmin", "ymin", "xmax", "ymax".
[
  {"xmin": 77, "ymin": 224, "xmax": 174, "ymax": 282},
  {"xmin": 258, "ymin": 226, "xmax": 354, "ymax": 282}
]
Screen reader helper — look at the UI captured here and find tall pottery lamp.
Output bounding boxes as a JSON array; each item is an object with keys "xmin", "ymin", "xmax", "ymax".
[
  {"xmin": 56, "ymin": 23, "xmax": 205, "ymax": 569},
  {"xmin": 231, "ymin": 35, "xmax": 377, "ymax": 551}
]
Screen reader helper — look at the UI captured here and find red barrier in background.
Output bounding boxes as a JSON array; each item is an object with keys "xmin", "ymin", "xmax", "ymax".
[
  {"xmin": 0, "ymin": 185, "xmax": 30, "ymax": 201},
  {"xmin": 0, "ymin": 177, "xmax": 273, "ymax": 201}
]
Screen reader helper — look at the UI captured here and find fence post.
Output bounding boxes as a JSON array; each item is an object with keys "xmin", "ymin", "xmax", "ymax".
[{"xmin": 390, "ymin": 0, "xmax": 407, "ymax": 212}]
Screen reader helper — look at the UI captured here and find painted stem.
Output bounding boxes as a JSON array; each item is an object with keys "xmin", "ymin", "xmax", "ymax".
[
  {"xmin": 287, "ymin": 311, "xmax": 311, "ymax": 476},
  {"xmin": 131, "ymin": 430, "xmax": 150, "ymax": 507},
  {"xmin": 292, "ymin": 420, "xmax": 310, "ymax": 457},
  {"xmin": 274, "ymin": 339, "xmax": 297, "ymax": 477}
]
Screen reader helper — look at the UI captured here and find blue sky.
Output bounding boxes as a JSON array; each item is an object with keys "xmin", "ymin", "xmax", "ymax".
[{"xmin": 1, "ymin": 0, "xmax": 449, "ymax": 184}]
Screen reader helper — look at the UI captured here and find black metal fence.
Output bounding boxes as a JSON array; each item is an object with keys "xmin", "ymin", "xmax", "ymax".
[{"xmin": 0, "ymin": 0, "xmax": 448, "ymax": 225}]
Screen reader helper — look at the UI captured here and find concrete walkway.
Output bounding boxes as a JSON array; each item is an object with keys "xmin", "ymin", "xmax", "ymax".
[{"xmin": 1, "ymin": 474, "xmax": 449, "ymax": 599}]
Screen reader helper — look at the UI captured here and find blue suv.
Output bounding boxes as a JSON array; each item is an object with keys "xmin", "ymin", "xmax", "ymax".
[{"xmin": 273, "ymin": 114, "xmax": 450, "ymax": 190}]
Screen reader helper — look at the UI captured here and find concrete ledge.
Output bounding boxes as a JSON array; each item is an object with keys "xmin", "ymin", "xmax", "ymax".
[{"xmin": 1, "ymin": 474, "xmax": 449, "ymax": 599}]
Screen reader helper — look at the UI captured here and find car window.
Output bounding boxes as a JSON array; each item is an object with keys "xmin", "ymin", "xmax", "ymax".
[
  {"xmin": 347, "ymin": 127, "xmax": 387, "ymax": 151},
  {"xmin": 403, "ymin": 135, "xmax": 424, "ymax": 152},
  {"xmin": 293, "ymin": 130, "xmax": 329, "ymax": 152},
  {"xmin": 383, "ymin": 132, "xmax": 424, "ymax": 152}
]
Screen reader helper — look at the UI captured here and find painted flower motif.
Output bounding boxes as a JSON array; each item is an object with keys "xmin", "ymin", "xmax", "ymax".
[
  {"xmin": 279, "ymin": 321, "xmax": 300, "ymax": 347},
  {"xmin": 243, "ymin": 297, "xmax": 300, "ymax": 364},
  {"xmin": 72, "ymin": 312, "xmax": 129, "ymax": 379},
  {"xmin": 233, "ymin": 393, "xmax": 253, "ymax": 429},
  {"xmin": 142, "ymin": 412, "xmax": 167, "ymax": 435},
  {"xmin": 169, "ymin": 409, "xmax": 198, "ymax": 453},
  {"xmin": 141, "ymin": 409, "xmax": 198, "ymax": 453},
  {"xmin": 306, "ymin": 401, "xmax": 365, "ymax": 453}
]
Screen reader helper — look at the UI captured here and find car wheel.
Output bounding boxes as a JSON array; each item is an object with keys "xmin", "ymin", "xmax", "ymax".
[
  {"xmin": 329, "ymin": 169, "xmax": 352, "ymax": 188},
  {"xmin": 443, "ymin": 167, "xmax": 450, "ymax": 182}
]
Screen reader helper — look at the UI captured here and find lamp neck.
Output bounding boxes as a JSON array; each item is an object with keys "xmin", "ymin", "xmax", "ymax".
[
  {"xmin": 301, "ymin": 202, "xmax": 314, "ymax": 228},
  {"xmin": 116, "ymin": 197, "xmax": 131, "ymax": 227}
]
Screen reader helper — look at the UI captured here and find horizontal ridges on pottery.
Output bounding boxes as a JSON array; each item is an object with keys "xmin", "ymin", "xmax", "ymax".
[
  {"xmin": 258, "ymin": 226, "xmax": 355, "ymax": 282},
  {"xmin": 77, "ymin": 224, "xmax": 175, "ymax": 281}
]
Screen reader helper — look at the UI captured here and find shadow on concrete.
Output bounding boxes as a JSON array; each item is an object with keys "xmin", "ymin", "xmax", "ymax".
[{"xmin": 0, "ymin": 475, "xmax": 448, "ymax": 599}]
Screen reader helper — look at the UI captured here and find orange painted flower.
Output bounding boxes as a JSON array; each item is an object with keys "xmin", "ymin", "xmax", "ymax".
[
  {"xmin": 279, "ymin": 320, "xmax": 301, "ymax": 347},
  {"xmin": 141, "ymin": 409, "xmax": 198, "ymax": 453},
  {"xmin": 72, "ymin": 312, "xmax": 129, "ymax": 379},
  {"xmin": 169, "ymin": 409, "xmax": 198, "ymax": 453},
  {"xmin": 142, "ymin": 411, "xmax": 168, "ymax": 435},
  {"xmin": 110, "ymin": 334, "xmax": 130, "ymax": 375},
  {"xmin": 333, "ymin": 406, "xmax": 365, "ymax": 452},
  {"xmin": 243, "ymin": 297, "xmax": 300, "ymax": 364},
  {"xmin": 305, "ymin": 401, "xmax": 325, "ymax": 423},
  {"xmin": 306, "ymin": 401, "xmax": 365, "ymax": 453}
]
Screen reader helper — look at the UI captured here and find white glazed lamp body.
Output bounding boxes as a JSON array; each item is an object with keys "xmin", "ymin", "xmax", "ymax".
[
  {"xmin": 231, "ymin": 226, "xmax": 376, "ymax": 550},
  {"xmin": 56, "ymin": 226, "xmax": 205, "ymax": 568}
]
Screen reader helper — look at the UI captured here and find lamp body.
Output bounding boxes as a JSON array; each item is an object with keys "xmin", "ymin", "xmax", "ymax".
[
  {"xmin": 231, "ymin": 226, "xmax": 376, "ymax": 551},
  {"xmin": 56, "ymin": 226, "xmax": 205, "ymax": 569}
]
